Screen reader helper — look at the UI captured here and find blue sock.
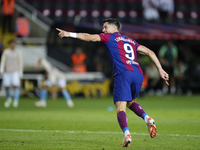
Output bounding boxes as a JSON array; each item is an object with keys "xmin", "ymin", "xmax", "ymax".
[
  {"xmin": 14, "ymin": 88, "xmax": 20, "ymax": 102},
  {"xmin": 142, "ymin": 113, "xmax": 148, "ymax": 119},
  {"xmin": 62, "ymin": 90, "xmax": 72, "ymax": 102},
  {"xmin": 6, "ymin": 89, "xmax": 11, "ymax": 99},
  {"xmin": 40, "ymin": 89, "xmax": 47, "ymax": 102}
]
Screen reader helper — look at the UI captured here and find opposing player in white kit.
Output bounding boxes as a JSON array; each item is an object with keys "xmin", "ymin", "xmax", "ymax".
[
  {"xmin": 34, "ymin": 58, "xmax": 74, "ymax": 108},
  {"xmin": 0, "ymin": 39, "xmax": 23, "ymax": 108}
]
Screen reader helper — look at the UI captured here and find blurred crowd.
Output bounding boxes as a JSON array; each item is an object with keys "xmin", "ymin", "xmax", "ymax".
[
  {"xmin": 139, "ymin": 40, "xmax": 193, "ymax": 96},
  {"xmin": 1, "ymin": 0, "xmax": 200, "ymax": 98},
  {"xmin": 142, "ymin": 0, "xmax": 174, "ymax": 23}
]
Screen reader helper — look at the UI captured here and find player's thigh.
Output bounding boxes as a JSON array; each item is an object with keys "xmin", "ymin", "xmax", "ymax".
[
  {"xmin": 130, "ymin": 73, "xmax": 143, "ymax": 99},
  {"xmin": 113, "ymin": 72, "xmax": 132, "ymax": 104},
  {"xmin": 11, "ymin": 72, "xmax": 20, "ymax": 87},
  {"xmin": 2, "ymin": 73, "xmax": 12, "ymax": 87},
  {"xmin": 57, "ymin": 79, "xmax": 66, "ymax": 88}
]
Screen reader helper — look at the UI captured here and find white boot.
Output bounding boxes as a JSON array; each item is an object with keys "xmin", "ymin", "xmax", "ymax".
[
  {"xmin": 35, "ymin": 101, "xmax": 46, "ymax": 107},
  {"xmin": 4, "ymin": 98, "xmax": 12, "ymax": 108}
]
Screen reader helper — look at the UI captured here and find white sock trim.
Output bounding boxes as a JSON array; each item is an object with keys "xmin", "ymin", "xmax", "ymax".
[
  {"xmin": 144, "ymin": 115, "xmax": 150, "ymax": 124},
  {"xmin": 124, "ymin": 130, "xmax": 130, "ymax": 137}
]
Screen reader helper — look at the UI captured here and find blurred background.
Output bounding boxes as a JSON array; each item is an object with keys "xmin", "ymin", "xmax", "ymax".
[{"xmin": 0, "ymin": 0, "xmax": 200, "ymax": 98}]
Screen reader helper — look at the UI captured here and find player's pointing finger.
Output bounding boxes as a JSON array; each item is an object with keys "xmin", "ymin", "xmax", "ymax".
[{"xmin": 56, "ymin": 28, "xmax": 62, "ymax": 32}]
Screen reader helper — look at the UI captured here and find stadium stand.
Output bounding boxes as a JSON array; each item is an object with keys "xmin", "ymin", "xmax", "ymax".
[{"xmin": 24, "ymin": 0, "xmax": 199, "ymax": 26}]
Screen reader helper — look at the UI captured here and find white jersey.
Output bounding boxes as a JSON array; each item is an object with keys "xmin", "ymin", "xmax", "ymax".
[
  {"xmin": 0, "ymin": 48, "xmax": 23, "ymax": 77},
  {"xmin": 41, "ymin": 59, "xmax": 65, "ymax": 84},
  {"xmin": 157, "ymin": 0, "xmax": 174, "ymax": 14}
]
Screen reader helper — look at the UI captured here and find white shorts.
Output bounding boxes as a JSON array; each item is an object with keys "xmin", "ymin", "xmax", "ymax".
[
  {"xmin": 3, "ymin": 72, "xmax": 20, "ymax": 87},
  {"xmin": 45, "ymin": 78, "xmax": 66, "ymax": 88}
]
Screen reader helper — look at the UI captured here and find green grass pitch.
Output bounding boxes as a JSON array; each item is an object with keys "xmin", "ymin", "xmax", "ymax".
[{"xmin": 0, "ymin": 95, "xmax": 200, "ymax": 150}]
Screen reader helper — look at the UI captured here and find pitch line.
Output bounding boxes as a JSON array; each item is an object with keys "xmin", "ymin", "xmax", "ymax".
[{"xmin": 0, "ymin": 128, "xmax": 200, "ymax": 138}]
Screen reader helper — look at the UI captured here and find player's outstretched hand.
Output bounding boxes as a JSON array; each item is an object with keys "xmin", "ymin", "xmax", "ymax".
[
  {"xmin": 56, "ymin": 28, "xmax": 70, "ymax": 39},
  {"xmin": 159, "ymin": 68, "xmax": 169, "ymax": 86}
]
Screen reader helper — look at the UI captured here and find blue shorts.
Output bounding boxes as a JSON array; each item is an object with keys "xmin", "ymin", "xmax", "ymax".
[{"xmin": 113, "ymin": 71, "xmax": 143, "ymax": 104}]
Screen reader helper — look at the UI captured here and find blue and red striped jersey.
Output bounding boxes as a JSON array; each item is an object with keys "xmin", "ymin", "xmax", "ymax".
[{"xmin": 99, "ymin": 32, "xmax": 143, "ymax": 76}]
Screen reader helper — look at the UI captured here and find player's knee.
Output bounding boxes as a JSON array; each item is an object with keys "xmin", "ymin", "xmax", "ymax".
[
  {"xmin": 115, "ymin": 101, "xmax": 127, "ymax": 113},
  {"xmin": 116, "ymin": 108, "xmax": 126, "ymax": 114},
  {"xmin": 127, "ymin": 99, "xmax": 136, "ymax": 107}
]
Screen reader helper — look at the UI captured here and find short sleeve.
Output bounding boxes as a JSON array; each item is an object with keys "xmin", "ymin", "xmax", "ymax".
[
  {"xmin": 135, "ymin": 40, "xmax": 140, "ymax": 49},
  {"xmin": 99, "ymin": 33, "xmax": 111, "ymax": 43}
]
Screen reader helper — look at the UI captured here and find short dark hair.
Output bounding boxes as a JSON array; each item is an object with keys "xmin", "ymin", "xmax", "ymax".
[
  {"xmin": 9, "ymin": 39, "xmax": 15, "ymax": 45},
  {"xmin": 102, "ymin": 18, "xmax": 120, "ymax": 31}
]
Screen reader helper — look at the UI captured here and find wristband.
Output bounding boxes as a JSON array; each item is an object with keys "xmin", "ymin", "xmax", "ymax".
[{"xmin": 69, "ymin": 32, "xmax": 77, "ymax": 38}]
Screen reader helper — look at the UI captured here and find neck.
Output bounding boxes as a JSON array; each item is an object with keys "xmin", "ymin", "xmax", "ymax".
[{"xmin": 111, "ymin": 30, "xmax": 118, "ymax": 33}]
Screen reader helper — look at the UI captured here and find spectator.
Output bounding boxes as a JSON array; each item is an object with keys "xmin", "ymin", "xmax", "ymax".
[
  {"xmin": 157, "ymin": 0, "xmax": 174, "ymax": 23},
  {"xmin": 1, "ymin": 0, "xmax": 15, "ymax": 34},
  {"xmin": 34, "ymin": 58, "xmax": 74, "ymax": 108},
  {"xmin": 158, "ymin": 40, "xmax": 178, "ymax": 94},
  {"xmin": 175, "ymin": 60, "xmax": 192, "ymax": 96},
  {"xmin": 71, "ymin": 47, "xmax": 87, "ymax": 73},
  {"xmin": 15, "ymin": 13, "xmax": 30, "ymax": 44},
  {"xmin": 142, "ymin": 0, "xmax": 160, "ymax": 22},
  {"xmin": 1, "ymin": 39, "xmax": 23, "ymax": 108}
]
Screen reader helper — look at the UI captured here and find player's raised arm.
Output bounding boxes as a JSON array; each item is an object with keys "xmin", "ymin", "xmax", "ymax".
[
  {"xmin": 56, "ymin": 28, "xmax": 101, "ymax": 42},
  {"xmin": 137, "ymin": 45, "xmax": 169, "ymax": 86}
]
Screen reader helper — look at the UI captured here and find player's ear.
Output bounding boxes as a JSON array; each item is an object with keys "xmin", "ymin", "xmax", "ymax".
[{"xmin": 114, "ymin": 25, "xmax": 118, "ymax": 31}]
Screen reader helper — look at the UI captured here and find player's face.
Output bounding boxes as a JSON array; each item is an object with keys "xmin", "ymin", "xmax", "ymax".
[
  {"xmin": 102, "ymin": 22, "xmax": 116, "ymax": 33},
  {"xmin": 10, "ymin": 42, "xmax": 16, "ymax": 50}
]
